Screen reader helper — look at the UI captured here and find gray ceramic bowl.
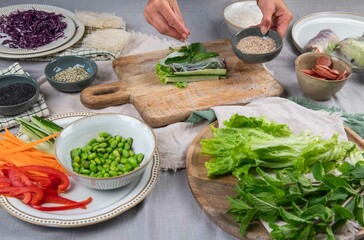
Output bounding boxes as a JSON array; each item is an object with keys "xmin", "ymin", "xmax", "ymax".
[
  {"xmin": 44, "ymin": 56, "xmax": 97, "ymax": 93},
  {"xmin": 231, "ymin": 27, "xmax": 283, "ymax": 64},
  {"xmin": 0, "ymin": 75, "xmax": 40, "ymax": 116}
]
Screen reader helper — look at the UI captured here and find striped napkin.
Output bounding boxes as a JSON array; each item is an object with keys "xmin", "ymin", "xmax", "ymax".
[{"xmin": 0, "ymin": 63, "xmax": 49, "ymax": 130}]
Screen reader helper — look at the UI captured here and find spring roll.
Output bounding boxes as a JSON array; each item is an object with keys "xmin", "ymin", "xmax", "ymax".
[
  {"xmin": 339, "ymin": 37, "xmax": 364, "ymax": 68},
  {"xmin": 303, "ymin": 29, "xmax": 340, "ymax": 53}
]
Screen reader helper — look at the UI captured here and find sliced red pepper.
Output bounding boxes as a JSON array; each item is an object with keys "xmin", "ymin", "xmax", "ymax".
[
  {"xmin": 31, "ymin": 197, "xmax": 92, "ymax": 211},
  {"xmin": 19, "ymin": 165, "xmax": 69, "ymax": 192},
  {"xmin": 9, "ymin": 186, "xmax": 44, "ymax": 205},
  {"xmin": 25, "ymin": 174, "xmax": 53, "ymax": 188},
  {"xmin": 8, "ymin": 169, "xmax": 33, "ymax": 187},
  {"xmin": 7, "ymin": 168, "xmax": 33, "ymax": 203},
  {"xmin": 0, "ymin": 177, "xmax": 11, "ymax": 184},
  {"xmin": 0, "ymin": 182, "xmax": 11, "ymax": 187},
  {"xmin": 0, "ymin": 186, "xmax": 21, "ymax": 194}
]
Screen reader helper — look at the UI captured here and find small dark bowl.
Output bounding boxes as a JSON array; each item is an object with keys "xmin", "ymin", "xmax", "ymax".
[
  {"xmin": 0, "ymin": 75, "xmax": 40, "ymax": 116},
  {"xmin": 44, "ymin": 56, "xmax": 97, "ymax": 93},
  {"xmin": 231, "ymin": 27, "xmax": 283, "ymax": 64}
]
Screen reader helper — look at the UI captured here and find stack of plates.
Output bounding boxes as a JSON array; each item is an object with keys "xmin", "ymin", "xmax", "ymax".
[{"xmin": 0, "ymin": 4, "xmax": 85, "ymax": 59}]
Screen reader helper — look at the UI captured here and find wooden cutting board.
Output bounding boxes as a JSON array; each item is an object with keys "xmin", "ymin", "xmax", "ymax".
[
  {"xmin": 186, "ymin": 122, "xmax": 364, "ymax": 240},
  {"xmin": 80, "ymin": 39, "xmax": 284, "ymax": 128}
]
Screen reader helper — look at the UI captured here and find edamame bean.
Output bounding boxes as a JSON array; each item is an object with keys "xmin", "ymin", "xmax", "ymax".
[
  {"xmin": 112, "ymin": 149, "xmax": 120, "ymax": 158},
  {"xmin": 128, "ymin": 157, "xmax": 138, "ymax": 168},
  {"xmin": 123, "ymin": 163, "xmax": 133, "ymax": 173},
  {"xmin": 124, "ymin": 143, "xmax": 131, "ymax": 151},
  {"xmin": 73, "ymin": 156, "xmax": 81, "ymax": 163},
  {"xmin": 96, "ymin": 136, "xmax": 105, "ymax": 142},
  {"xmin": 136, "ymin": 153, "xmax": 144, "ymax": 164},
  {"xmin": 110, "ymin": 141, "xmax": 118, "ymax": 148},
  {"xmin": 72, "ymin": 162, "xmax": 80, "ymax": 169},
  {"xmin": 127, "ymin": 137, "xmax": 133, "ymax": 146},
  {"xmin": 89, "ymin": 164, "xmax": 97, "ymax": 173},
  {"xmin": 99, "ymin": 142, "xmax": 108, "ymax": 148},
  {"xmin": 122, "ymin": 149, "xmax": 129, "ymax": 158}
]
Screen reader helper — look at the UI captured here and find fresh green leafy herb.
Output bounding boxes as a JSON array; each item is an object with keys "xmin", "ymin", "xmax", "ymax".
[{"xmin": 227, "ymin": 163, "xmax": 364, "ymax": 239}]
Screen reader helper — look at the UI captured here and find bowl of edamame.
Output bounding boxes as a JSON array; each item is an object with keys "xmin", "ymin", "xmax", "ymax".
[{"xmin": 54, "ymin": 113, "xmax": 157, "ymax": 190}]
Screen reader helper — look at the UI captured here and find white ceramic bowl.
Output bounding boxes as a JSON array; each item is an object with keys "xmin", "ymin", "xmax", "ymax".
[
  {"xmin": 223, "ymin": 1, "xmax": 263, "ymax": 34},
  {"xmin": 55, "ymin": 113, "xmax": 157, "ymax": 190}
]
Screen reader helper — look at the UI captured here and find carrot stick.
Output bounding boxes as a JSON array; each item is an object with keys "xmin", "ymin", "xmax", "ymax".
[
  {"xmin": 3, "ymin": 132, "xmax": 59, "ymax": 155},
  {"xmin": 0, "ymin": 129, "xmax": 65, "ymax": 173}
]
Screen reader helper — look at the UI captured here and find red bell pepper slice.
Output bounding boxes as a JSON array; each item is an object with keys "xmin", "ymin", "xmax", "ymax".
[
  {"xmin": 9, "ymin": 186, "xmax": 44, "ymax": 205},
  {"xmin": 0, "ymin": 177, "xmax": 11, "ymax": 187},
  {"xmin": 7, "ymin": 168, "xmax": 33, "ymax": 203},
  {"xmin": 31, "ymin": 197, "xmax": 92, "ymax": 211},
  {"xmin": 18, "ymin": 165, "xmax": 69, "ymax": 192}
]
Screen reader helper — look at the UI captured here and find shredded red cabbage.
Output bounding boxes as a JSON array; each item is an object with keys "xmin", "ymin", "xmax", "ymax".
[{"xmin": 0, "ymin": 9, "xmax": 67, "ymax": 49}]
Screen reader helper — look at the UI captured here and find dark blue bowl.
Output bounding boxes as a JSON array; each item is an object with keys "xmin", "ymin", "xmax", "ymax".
[
  {"xmin": 44, "ymin": 56, "xmax": 97, "ymax": 93},
  {"xmin": 231, "ymin": 27, "xmax": 283, "ymax": 64},
  {"xmin": 0, "ymin": 74, "xmax": 40, "ymax": 116}
]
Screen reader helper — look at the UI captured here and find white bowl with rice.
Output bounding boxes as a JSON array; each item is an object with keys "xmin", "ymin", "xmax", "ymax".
[{"xmin": 223, "ymin": 1, "xmax": 263, "ymax": 34}]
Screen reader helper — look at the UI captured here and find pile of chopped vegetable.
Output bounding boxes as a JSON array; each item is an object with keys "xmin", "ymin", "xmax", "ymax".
[
  {"xmin": 0, "ymin": 9, "xmax": 67, "ymax": 49},
  {"xmin": 200, "ymin": 114, "xmax": 364, "ymax": 239},
  {"xmin": 0, "ymin": 117, "xmax": 93, "ymax": 211},
  {"xmin": 0, "ymin": 128, "xmax": 64, "ymax": 172},
  {"xmin": 0, "ymin": 165, "xmax": 92, "ymax": 211},
  {"xmin": 156, "ymin": 42, "xmax": 227, "ymax": 87}
]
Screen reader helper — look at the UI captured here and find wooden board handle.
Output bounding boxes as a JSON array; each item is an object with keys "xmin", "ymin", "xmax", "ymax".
[{"xmin": 80, "ymin": 82, "xmax": 130, "ymax": 109}]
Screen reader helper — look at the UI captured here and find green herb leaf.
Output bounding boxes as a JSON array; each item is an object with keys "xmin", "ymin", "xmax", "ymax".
[{"xmin": 333, "ymin": 204, "xmax": 355, "ymax": 220}]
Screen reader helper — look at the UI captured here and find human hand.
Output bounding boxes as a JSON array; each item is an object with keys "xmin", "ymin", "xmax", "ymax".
[
  {"xmin": 144, "ymin": 0, "xmax": 190, "ymax": 41},
  {"xmin": 256, "ymin": 0, "xmax": 293, "ymax": 37}
]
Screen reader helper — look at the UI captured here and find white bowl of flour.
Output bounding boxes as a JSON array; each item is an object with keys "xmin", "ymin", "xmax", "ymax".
[{"xmin": 223, "ymin": 1, "xmax": 263, "ymax": 34}]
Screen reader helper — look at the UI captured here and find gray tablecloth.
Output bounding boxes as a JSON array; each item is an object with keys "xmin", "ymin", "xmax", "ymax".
[{"xmin": 0, "ymin": 1, "xmax": 364, "ymax": 240}]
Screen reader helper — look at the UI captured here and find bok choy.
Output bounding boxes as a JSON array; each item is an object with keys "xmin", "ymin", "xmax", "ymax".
[{"xmin": 156, "ymin": 42, "xmax": 227, "ymax": 86}]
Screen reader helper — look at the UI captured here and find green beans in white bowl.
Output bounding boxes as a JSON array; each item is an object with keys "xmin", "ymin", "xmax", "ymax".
[{"xmin": 55, "ymin": 113, "xmax": 157, "ymax": 190}]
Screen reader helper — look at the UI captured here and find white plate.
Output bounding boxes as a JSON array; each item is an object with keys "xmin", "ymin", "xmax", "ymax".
[
  {"xmin": 292, "ymin": 12, "xmax": 364, "ymax": 72},
  {"xmin": 0, "ymin": 112, "xmax": 160, "ymax": 227},
  {"xmin": 0, "ymin": 4, "xmax": 85, "ymax": 59},
  {"xmin": 0, "ymin": 4, "xmax": 76, "ymax": 55}
]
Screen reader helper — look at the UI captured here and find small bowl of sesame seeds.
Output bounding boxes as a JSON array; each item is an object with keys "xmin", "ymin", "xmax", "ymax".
[
  {"xmin": 0, "ymin": 75, "xmax": 40, "ymax": 116},
  {"xmin": 231, "ymin": 27, "xmax": 283, "ymax": 64},
  {"xmin": 44, "ymin": 56, "xmax": 98, "ymax": 93}
]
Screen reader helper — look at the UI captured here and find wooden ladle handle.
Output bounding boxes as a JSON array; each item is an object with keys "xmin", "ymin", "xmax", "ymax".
[{"xmin": 80, "ymin": 82, "xmax": 130, "ymax": 109}]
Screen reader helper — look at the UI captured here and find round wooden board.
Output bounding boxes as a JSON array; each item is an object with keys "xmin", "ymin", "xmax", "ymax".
[
  {"xmin": 186, "ymin": 122, "xmax": 271, "ymax": 240},
  {"xmin": 186, "ymin": 122, "xmax": 364, "ymax": 240}
]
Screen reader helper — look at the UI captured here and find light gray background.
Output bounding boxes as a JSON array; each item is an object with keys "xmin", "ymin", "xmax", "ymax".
[{"xmin": 0, "ymin": 1, "xmax": 364, "ymax": 240}]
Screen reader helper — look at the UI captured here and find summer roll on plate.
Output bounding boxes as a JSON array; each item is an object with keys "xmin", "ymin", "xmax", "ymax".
[{"xmin": 292, "ymin": 12, "xmax": 364, "ymax": 72}]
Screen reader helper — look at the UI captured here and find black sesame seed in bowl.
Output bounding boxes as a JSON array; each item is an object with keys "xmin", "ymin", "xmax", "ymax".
[{"xmin": 0, "ymin": 75, "xmax": 40, "ymax": 116}]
